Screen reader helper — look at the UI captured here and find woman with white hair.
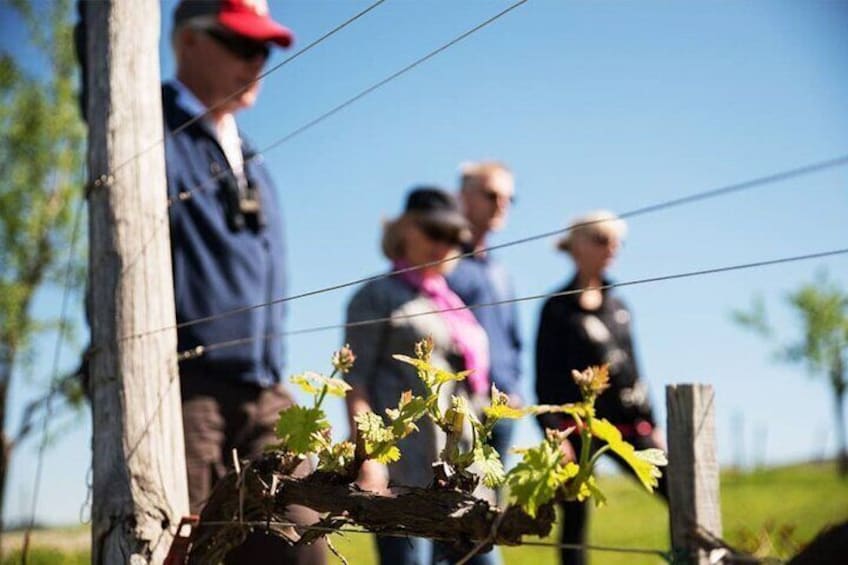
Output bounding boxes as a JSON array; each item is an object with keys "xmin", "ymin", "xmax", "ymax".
[{"xmin": 534, "ymin": 211, "xmax": 668, "ymax": 565}]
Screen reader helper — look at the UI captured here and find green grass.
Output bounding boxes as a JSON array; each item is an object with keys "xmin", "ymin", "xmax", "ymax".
[{"xmin": 6, "ymin": 462, "xmax": 847, "ymax": 564}]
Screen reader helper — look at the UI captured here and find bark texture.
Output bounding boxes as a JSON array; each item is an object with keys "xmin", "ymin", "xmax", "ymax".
[{"xmin": 85, "ymin": 1, "xmax": 189, "ymax": 562}]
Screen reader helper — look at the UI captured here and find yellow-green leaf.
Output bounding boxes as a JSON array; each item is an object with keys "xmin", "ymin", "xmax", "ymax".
[
  {"xmin": 484, "ymin": 403, "xmax": 527, "ymax": 421},
  {"xmin": 473, "ymin": 445, "xmax": 505, "ymax": 488},
  {"xmin": 506, "ymin": 440, "xmax": 578, "ymax": 517},
  {"xmin": 290, "ymin": 371, "xmax": 351, "ymax": 398},
  {"xmin": 372, "ymin": 444, "xmax": 401, "ymax": 464},
  {"xmin": 274, "ymin": 405, "xmax": 330, "ymax": 455},
  {"xmin": 317, "ymin": 441, "xmax": 355, "ymax": 473},
  {"xmin": 589, "ymin": 418, "xmax": 665, "ymax": 491},
  {"xmin": 355, "ymin": 411, "xmax": 403, "ymax": 463}
]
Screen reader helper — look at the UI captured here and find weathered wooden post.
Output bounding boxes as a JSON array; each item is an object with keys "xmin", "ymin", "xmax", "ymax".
[
  {"xmin": 84, "ymin": 1, "xmax": 189, "ymax": 562},
  {"xmin": 666, "ymin": 384, "xmax": 723, "ymax": 565}
]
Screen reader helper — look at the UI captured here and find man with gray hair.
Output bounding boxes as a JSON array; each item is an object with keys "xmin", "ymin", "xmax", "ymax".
[{"xmin": 446, "ymin": 161, "xmax": 523, "ymax": 461}]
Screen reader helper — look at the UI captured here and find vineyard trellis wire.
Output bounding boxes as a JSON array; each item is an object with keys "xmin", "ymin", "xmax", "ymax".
[
  {"xmin": 117, "ymin": 152, "xmax": 848, "ymax": 344},
  {"xmin": 20, "ymin": 192, "xmax": 87, "ymax": 560},
  {"xmin": 191, "ymin": 515, "xmax": 782, "ymax": 564},
  {"xmin": 101, "ymin": 0, "xmax": 530, "ymax": 281},
  {"xmin": 20, "ymin": 0, "xmax": 392, "ymax": 556},
  {"xmin": 84, "ymin": 0, "xmax": 390, "ymax": 192},
  {"xmin": 16, "ymin": 0, "xmax": 844, "ymax": 562},
  {"xmin": 117, "ymin": 246, "xmax": 848, "ymax": 466},
  {"xmin": 173, "ymin": 248, "xmax": 848, "ymax": 360}
]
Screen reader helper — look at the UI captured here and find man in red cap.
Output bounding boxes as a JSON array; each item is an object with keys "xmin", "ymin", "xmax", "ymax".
[{"xmin": 165, "ymin": 1, "xmax": 326, "ymax": 563}]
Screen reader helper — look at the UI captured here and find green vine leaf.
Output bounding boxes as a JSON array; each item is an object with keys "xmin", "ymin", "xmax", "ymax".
[
  {"xmin": 317, "ymin": 441, "xmax": 356, "ymax": 473},
  {"xmin": 290, "ymin": 371, "xmax": 351, "ymax": 398},
  {"xmin": 579, "ymin": 475, "xmax": 607, "ymax": 508},
  {"xmin": 483, "ymin": 385, "xmax": 526, "ymax": 421},
  {"xmin": 386, "ymin": 390, "xmax": 429, "ymax": 438},
  {"xmin": 473, "ymin": 444, "xmax": 505, "ymax": 488},
  {"xmin": 507, "ymin": 440, "xmax": 579, "ymax": 517},
  {"xmin": 355, "ymin": 411, "xmax": 401, "ymax": 464},
  {"xmin": 274, "ymin": 405, "xmax": 330, "ymax": 455},
  {"xmin": 588, "ymin": 418, "xmax": 666, "ymax": 491},
  {"xmin": 392, "ymin": 353, "xmax": 471, "ymax": 388}
]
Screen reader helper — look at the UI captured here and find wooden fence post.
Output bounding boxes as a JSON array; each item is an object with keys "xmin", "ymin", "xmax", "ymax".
[
  {"xmin": 85, "ymin": 1, "xmax": 189, "ymax": 562},
  {"xmin": 666, "ymin": 384, "xmax": 722, "ymax": 565}
]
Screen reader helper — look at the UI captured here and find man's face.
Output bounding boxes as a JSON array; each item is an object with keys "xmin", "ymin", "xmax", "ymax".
[
  {"xmin": 461, "ymin": 169, "xmax": 515, "ymax": 234},
  {"xmin": 178, "ymin": 26, "xmax": 269, "ymax": 112}
]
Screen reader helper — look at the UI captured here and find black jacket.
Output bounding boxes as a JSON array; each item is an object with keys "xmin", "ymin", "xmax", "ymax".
[{"xmin": 534, "ymin": 276, "xmax": 655, "ymax": 433}]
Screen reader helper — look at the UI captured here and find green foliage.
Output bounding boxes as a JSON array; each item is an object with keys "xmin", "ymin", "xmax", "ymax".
[
  {"xmin": 733, "ymin": 271, "xmax": 848, "ymax": 473},
  {"xmin": 588, "ymin": 419, "xmax": 666, "ymax": 492},
  {"xmin": 508, "ymin": 365, "xmax": 666, "ymax": 516},
  {"xmin": 0, "ymin": 0, "xmax": 87, "ymax": 524},
  {"xmin": 471, "ymin": 444, "xmax": 505, "ymax": 488},
  {"xmin": 290, "ymin": 371, "xmax": 351, "ymax": 399},
  {"xmin": 507, "ymin": 438, "xmax": 580, "ymax": 517},
  {"xmin": 0, "ymin": 0, "xmax": 86, "ymax": 371},
  {"xmin": 273, "ymin": 405, "xmax": 330, "ymax": 455},
  {"xmin": 272, "ymin": 348, "xmax": 359, "ymax": 470},
  {"xmin": 317, "ymin": 441, "xmax": 356, "ymax": 474},
  {"xmin": 385, "ymin": 390, "xmax": 430, "ymax": 439},
  {"xmin": 271, "ymin": 345, "xmax": 666, "ymax": 522},
  {"xmin": 355, "ymin": 411, "xmax": 401, "ymax": 464}
]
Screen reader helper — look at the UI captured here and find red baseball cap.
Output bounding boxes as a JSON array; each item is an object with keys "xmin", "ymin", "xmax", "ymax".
[{"xmin": 174, "ymin": 0, "xmax": 294, "ymax": 48}]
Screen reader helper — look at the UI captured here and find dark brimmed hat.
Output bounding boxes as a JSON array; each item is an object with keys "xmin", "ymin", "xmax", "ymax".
[
  {"xmin": 404, "ymin": 186, "xmax": 471, "ymax": 242},
  {"xmin": 174, "ymin": 0, "xmax": 294, "ymax": 47}
]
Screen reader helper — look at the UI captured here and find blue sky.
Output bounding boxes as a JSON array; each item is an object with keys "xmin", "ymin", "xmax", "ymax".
[{"xmin": 3, "ymin": 0, "xmax": 847, "ymax": 526}]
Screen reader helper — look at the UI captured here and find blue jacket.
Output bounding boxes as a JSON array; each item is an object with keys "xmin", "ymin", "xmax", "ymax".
[
  {"xmin": 447, "ymin": 251, "xmax": 522, "ymax": 395},
  {"xmin": 163, "ymin": 83, "xmax": 286, "ymax": 387}
]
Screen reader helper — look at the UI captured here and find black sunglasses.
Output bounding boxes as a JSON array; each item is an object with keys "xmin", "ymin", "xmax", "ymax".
[
  {"xmin": 478, "ymin": 188, "xmax": 516, "ymax": 205},
  {"xmin": 587, "ymin": 232, "xmax": 619, "ymax": 247},
  {"xmin": 204, "ymin": 28, "xmax": 270, "ymax": 61},
  {"xmin": 418, "ymin": 222, "xmax": 462, "ymax": 245}
]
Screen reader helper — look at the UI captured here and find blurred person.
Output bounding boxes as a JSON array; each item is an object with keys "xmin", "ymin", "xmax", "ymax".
[
  {"xmin": 344, "ymin": 187, "xmax": 494, "ymax": 565},
  {"xmin": 165, "ymin": 1, "xmax": 324, "ymax": 562},
  {"xmin": 534, "ymin": 211, "xmax": 668, "ymax": 565},
  {"xmin": 447, "ymin": 161, "xmax": 522, "ymax": 462},
  {"xmin": 74, "ymin": 0, "xmax": 325, "ymax": 561}
]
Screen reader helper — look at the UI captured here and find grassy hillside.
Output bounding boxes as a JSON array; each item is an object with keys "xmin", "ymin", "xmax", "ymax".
[{"xmin": 6, "ymin": 462, "xmax": 847, "ymax": 565}]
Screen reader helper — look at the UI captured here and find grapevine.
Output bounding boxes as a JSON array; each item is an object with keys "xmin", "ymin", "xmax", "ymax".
[{"xmin": 187, "ymin": 340, "xmax": 666, "ymax": 563}]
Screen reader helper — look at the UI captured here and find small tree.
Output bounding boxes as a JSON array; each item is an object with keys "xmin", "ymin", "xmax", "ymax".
[
  {"xmin": 0, "ymin": 0, "xmax": 86, "ymax": 533},
  {"xmin": 733, "ymin": 271, "xmax": 848, "ymax": 476}
]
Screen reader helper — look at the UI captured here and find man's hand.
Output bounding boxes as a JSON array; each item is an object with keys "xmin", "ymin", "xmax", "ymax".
[{"xmin": 355, "ymin": 459, "xmax": 388, "ymax": 494}]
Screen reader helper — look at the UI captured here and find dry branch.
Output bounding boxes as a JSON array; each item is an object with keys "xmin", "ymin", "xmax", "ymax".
[{"xmin": 188, "ymin": 453, "xmax": 555, "ymax": 563}]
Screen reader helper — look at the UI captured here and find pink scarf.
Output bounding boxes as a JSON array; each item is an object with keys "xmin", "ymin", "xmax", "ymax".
[{"xmin": 396, "ymin": 262, "xmax": 490, "ymax": 394}]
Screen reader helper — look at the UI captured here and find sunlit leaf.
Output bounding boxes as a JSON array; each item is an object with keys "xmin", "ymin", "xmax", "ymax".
[
  {"xmin": 290, "ymin": 371, "xmax": 351, "ymax": 398},
  {"xmin": 317, "ymin": 441, "xmax": 355, "ymax": 473},
  {"xmin": 484, "ymin": 403, "xmax": 527, "ymax": 421},
  {"xmin": 506, "ymin": 440, "xmax": 578, "ymax": 517},
  {"xmin": 274, "ymin": 405, "xmax": 330, "ymax": 455},
  {"xmin": 386, "ymin": 390, "xmax": 429, "ymax": 438},
  {"xmin": 355, "ymin": 411, "xmax": 402, "ymax": 464},
  {"xmin": 473, "ymin": 444, "xmax": 505, "ymax": 488},
  {"xmin": 589, "ymin": 418, "xmax": 665, "ymax": 491}
]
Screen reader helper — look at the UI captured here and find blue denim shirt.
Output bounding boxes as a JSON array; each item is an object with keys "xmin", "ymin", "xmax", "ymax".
[
  {"xmin": 446, "ymin": 251, "xmax": 522, "ymax": 394},
  {"xmin": 163, "ymin": 83, "xmax": 286, "ymax": 387}
]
